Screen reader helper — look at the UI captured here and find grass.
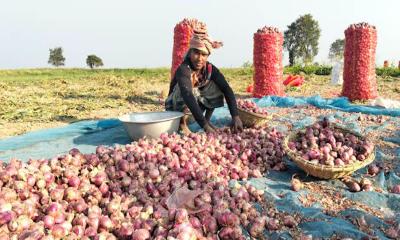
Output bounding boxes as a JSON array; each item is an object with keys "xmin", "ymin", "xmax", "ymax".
[{"xmin": 0, "ymin": 68, "xmax": 399, "ymax": 139}]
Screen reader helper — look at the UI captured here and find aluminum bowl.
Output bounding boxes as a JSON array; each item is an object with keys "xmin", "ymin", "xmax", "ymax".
[{"xmin": 119, "ymin": 111, "xmax": 184, "ymax": 141}]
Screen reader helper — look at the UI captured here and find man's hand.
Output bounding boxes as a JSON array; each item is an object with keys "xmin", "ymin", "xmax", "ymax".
[
  {"xmin": 231, "ymin": 116, "xmax": 243, "ymax": 133},
  {"xmin": 203, "ymin": 122, "xmax": 217, "ymax": 134}
]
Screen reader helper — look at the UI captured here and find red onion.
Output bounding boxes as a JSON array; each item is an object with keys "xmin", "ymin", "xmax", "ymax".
[
  {"xmin": 0, "ymin": 211, "xmax": 14, "ymax": 225},
  {"xmin": 267, "ymin": 218, "xmax": 279, "ymax": 231},
  {"xmin": 91, "ymin": 172, "xmax": 107, "ymax": 186},
  {"xmin": 368, "ymin": 164, "xmax": 380, "ymax": 176},
  {"xmin": 189, "ymin": 217, "xmax": 202, "ymax": 229},
  {"xmin": 202, "ymin": 216, "xmax": 217, "ymax": 234},
  {"xmin": 121, "ymin": 176, "xmax": 132, "ymax": 187},
  {"xmin": 44, "ymin": 172, "xmax": 55, "ymax": 183},
  {"xmin": 385, "ymin": 226, "xmax": 399, "ymax": 239},
  {"xmin": 74, "ymin": 200, "xmax": 88, "ymax": 213},
  {"xmin": 36, "ymin": 179, "xmax": 46, "ymax": 189},
  {"xmin": 217, "ymin": 212, "xmax": 240, "ymax": 227},
  {"xmin": 26, "ymin": 175, "xmax": 36, "ymax": 187},
  {"xmin": 60, "ymin": 221, "xmax": 72, "ymax": 232},
  {"xmin": 131, "ymin": 229, "xmax": 150, "ymax": 240},
  {"xmin": 53, "ymin": 212, "xmax": 65, "ymax": 224},
  {"xmin": 46, "ymin": 203, "xmax": 61, "ymax": 217},
  {"xmin": 68, "ymin": 176, "xmax": 81, "ymax": 187},
  {"xmin": 51, "ymin": 224, "xmax": 67, "ymax": 238},
  {"xmin": 249, "ymin": 217, "xmax": 266, "ymax": 237},
  {"xmin": 99, "ymin": 216, "xmax": 113, "ymax": 231},
  {"xmin": 118, "ymin": 160, "xmax": 130, "ymax": 172},
  {"xmin": 174, "ymin": 209, "xmax": 188, "ymax": 224},
  {"xmin": 149, "ymin": 169, "xmax": 160, "ymax": 179},
  {"xmin": 218, "ymin": 227, "xmax": 235, "ymax": 240},
  {"xmin": 345, "ymin": 180, "xmax": 361, "ymax": 192},
  {"xmin": 84, "ymin": 227, "xmax": 97, "ymax": 237},
  {"xmin": 72, "ymin": 225, "xmax": 84, "ymax": 237},
  {"xmin": 43, "ymin": 215, "xmax": 55, "ymax": 229},
  {"xmin": 391, "ymin": 185, "xmax": 400, "ymax": 194},
  {"xmin": 49, "ymin": 188, "xmax": 64, "ymax": 201},
  {"xmin": 117, "ymin": 222, "xmax": 134, "ymax": 237},
  {"xmin": 283, "ymin": 215, "xmax": 297, "ymax": 228},
  {"xmin": 98, "ymin": 183, "xmax": 109, "ymax": 195},
  {"xmin": 72, "ymin": 214, "xmax": 88, "ymax": 227},
  {"xmin": 87, "ymin": 216, "xmax": 99, "ymax": 230}
]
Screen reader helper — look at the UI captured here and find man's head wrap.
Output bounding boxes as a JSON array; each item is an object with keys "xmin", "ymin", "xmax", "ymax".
[{"xmin": 189, "ymin": 29, "xmax": 223, "ymax": 55}]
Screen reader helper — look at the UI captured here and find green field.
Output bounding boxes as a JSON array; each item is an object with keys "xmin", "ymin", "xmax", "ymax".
[{"xmin": 0, "ymin": 68, "xmax": 399, "ymax": 139}]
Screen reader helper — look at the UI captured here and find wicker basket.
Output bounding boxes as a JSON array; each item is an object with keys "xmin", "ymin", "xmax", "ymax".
[
  {"xmin": 283, "ymin": 124, "xmax": 375, "ymax": 179},
  {"xmin": 237, "ymin": 108, "xmax": 272, "ymax": 127}
]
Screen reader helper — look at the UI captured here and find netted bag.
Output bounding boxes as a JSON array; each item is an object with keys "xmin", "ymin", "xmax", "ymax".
[
  {"xmin": 342, "ymin": 22, "xmax": 378, "ymax": 101},
  {"xmin": 253, "ymin": 26, "xmax": 285, "ymax": 97}
]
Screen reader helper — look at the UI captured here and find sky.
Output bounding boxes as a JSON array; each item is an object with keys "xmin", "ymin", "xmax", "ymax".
[{"xmin": 1, "ymin": 0, "xmax": 399, "ymax": 69}]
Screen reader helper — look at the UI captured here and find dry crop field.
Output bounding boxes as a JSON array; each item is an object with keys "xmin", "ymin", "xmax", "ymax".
[{"xmin": 0, "ymin": 68, "xmax": 399, "ymax": 139}]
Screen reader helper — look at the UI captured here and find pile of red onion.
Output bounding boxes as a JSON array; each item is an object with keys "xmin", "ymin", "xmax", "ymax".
[
  {"xmin": 253, "ymin": 26, "xmax": 285, "ymax": 98},
  {"xmin": 288, "ymin": 118, "xmax": 374, "ymax": 167},
  {"xmin": 342, "ymin": 22, "xmax": 378, "ymax": 101},
  {"xmin": 170, "ymin": 18, "xmax": 206, "ymax": 80},
  {"xmin": 237, "ymin": 99, "xmax": 268, "ymax": 116},
  {"xmin": 0, "ymin": 127, "xmax": 287, "ymax": 239}
]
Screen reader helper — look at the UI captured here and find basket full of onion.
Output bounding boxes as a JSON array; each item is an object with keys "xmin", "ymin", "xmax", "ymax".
[
  {"xmin": 283, "ymin": 118, "xmax": 375, "ymax": 179},
  {"xmin": 237, "ymin": 99, "xmax": 272, "ymax": 127}
]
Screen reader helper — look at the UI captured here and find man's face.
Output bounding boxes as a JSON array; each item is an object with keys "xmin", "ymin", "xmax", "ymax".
[{"xmin": 189, "ymin": 48, "xmax": 209, "ymax": 70}]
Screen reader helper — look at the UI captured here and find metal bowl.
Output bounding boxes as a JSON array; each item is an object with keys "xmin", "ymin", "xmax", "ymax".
[{"xmin": 119, "ymin": 111, "xmax": 184, "ymax": 141}]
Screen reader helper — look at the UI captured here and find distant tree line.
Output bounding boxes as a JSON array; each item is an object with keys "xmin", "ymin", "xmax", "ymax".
[{"xmin": 48, "ymin": 47, "xmax": 103, "ymax": 69}]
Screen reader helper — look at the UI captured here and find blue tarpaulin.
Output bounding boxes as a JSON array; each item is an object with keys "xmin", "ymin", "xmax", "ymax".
[{"xmin": 0, "ymin": 95, "xmax": 399, "ymax": 239}]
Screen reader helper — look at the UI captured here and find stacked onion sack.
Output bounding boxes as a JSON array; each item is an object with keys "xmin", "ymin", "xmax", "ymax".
[
  {"xmin": 253, "ymin": 26, "xmax": 285, "ymax": 98},
  {"xmin": 170, "ymin": 18, "xmax": 207, "ymax": 79},
  {"xmin": 0, "ymin": 128, "xmax": 287, "ymax": 239},
  {"xmin": 342, "ymin": 22, "xmax": 378, "ymax": 101}
]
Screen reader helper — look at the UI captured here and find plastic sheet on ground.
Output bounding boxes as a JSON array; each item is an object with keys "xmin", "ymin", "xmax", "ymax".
[{"xmin": 0, "ymin": 95, "xmax": 399, "ymax": 239}]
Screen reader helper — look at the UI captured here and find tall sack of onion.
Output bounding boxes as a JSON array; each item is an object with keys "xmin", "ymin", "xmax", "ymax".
[
  {"xmin": 253, "ymin": 26, "xmax": 285, "ymax": 97},
  {"xmin": 342, "ymin": 22, "xmax": 378, "ymax": 101},
  {"xmin": 170, "ymin": 18, "xmax": 206, "ymax": 80}
]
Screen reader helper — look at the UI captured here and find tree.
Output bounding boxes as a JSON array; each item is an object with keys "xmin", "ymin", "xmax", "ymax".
[
  {"xmin": 48, "ymin": 47, "xmax": 65, "ymax": 67},
  {"xmin": 284, "ymin": 14, "xmax": 321, "ymax": 66},
  {"xmin": 86, "ymin": 55, "xmax": 104, "ymax": 69},
  {"xmin": 328, "ymin": 39, "xmax": 345, "ymax": 61},
  {"xmin": 241, "ymin": 61, "xmax": 253, "ymax": 68}
]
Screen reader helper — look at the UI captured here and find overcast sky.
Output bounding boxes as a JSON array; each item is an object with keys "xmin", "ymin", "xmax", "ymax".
[{"xmin": 1, "ymin": 0, "xmax": 399, "ymax": 69}]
